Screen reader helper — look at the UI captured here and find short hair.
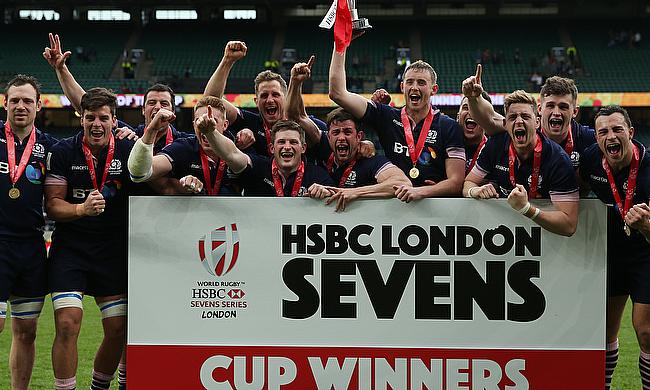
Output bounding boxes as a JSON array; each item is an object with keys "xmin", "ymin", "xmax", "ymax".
[
  {"xmin": 144, "ymin": 83, "xmax": 175, "ymax": 109},
  {"xmin": 80, "ymin": 87, "xmax": 117, "ymax": 116},
  {"xmin": 254, "ymin": 70, "xmax": 287, "ymax": 95},
  {"xmin": 326, "ymin": 107, "xmax": 361, "ymax": 132},
  {"xmin": 594, "ymin": 105, "xmax": 632, "ymax": 128},
  {"xmin": 193, "ymin": 95, "xmax": 226, "ymax": 119},
  {"xmin": 270, "ymin": 120, "xmax": 305, "ymax": 144},
  {"xmin": 4, "ymin": 74, "xmax": 41, "ymax": 101},
  {"xmin": 503, "ymin": 90, "xmax": 537, "ymax": 116},
  {"xmin": 540, "ymin": 76, "xmax": 578, "ymax": 104},
  {"xmin": 402, "ymin": 60, "xmax": 438, "ymax": 85}
]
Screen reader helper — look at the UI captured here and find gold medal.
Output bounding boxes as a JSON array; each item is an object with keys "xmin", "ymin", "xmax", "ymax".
[
  {"xmin": 8, "ymin": 187, "xmax": 20, "ymax": 199},
  {"xmin": 409, "ymin": 167, "xmax": 419, "ymax": 179},
  {"xmin": 624, "ymin": 224, "xmax": 631, "ymax": 237}
]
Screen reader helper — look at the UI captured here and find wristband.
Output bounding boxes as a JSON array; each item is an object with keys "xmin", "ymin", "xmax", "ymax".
[
  {"xmin": 530, "ymin": 207, "xmax": 541, "ymax": 220},
  {"xmin": 517, "ymin": 202, "xmax": 531, "ymax": 215},
  {"xmin": 75, "ymin": 204, "xmax": 85, "ymax": 217},
  {"xmin": 467, "ymin": 187, "xmax": 478, "ymax": 198}
]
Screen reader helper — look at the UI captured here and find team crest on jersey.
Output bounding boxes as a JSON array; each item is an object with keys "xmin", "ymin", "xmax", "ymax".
[
  {"xmin": 425, "ymin": 129, "xmax": 437, "ymax": 144},
  {"xmin": 32, "ymin": 143, "xmax": 45, "ymax": 158},
  {"xmin": 527, "ymin": 174, "xmax": 543, "ymax": 188},
  {"xmin": 108, "ymin": 159, "xmax": 122, "ymax": 174},
  {"xmin": 344, "ymin": 170, "xmax": 358, "ymax": 186},
  {"xmin": 198, "ymin": 224, "xmax": 240, "ymax": 277},
  {"xmin": 570, "ymin": 151, "xmax": 580, "ymax": 167}
]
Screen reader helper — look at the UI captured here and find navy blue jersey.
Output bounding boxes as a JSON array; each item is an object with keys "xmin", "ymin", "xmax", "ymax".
[
  {"xmin": 134, "ymin": 123, "xmax": 192, "ymax": 154},
  {"xmin": 580, "ymin": 139, "xmax": 650, "ymax": 257},
  {"xmin": 472, "ymin": 131, "xmax": 579, "ymax": 201},
  {"xmin": 160, "ymin": 135, "xmax": 241, "ymax": 196},
  {"xmin": 228, "ymin": 109, "xmax": 327, "ymax": 156},
  {"xmin": 361, "ymin": 102, "xmax": 465, "ymax": 186},
  {"xmin": 464, "ymin": 140, "xmax": 487, "ymax": 174},
  {"xmin": 0, "ymin": 122, "xmax": 57, "ymax": 239},
  {"xmin": 308, "ymin": 130, "xmax": 392, "ymax": 187},
  {"xmin": 555, "ymin": 119, "xmax": 596, "ymax": 169},
  {"xmin": 240, "ymin": 153, "xmax": 334, "ymax": 196},
  {"xmin": 45, "ymin": 131, "xmax": 136, "ymax": 238}
]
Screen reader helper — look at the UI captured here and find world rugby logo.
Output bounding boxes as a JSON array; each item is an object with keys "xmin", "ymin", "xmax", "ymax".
[{"xmin": 198, "ymin": 224, "xmax": 240, "ymax": 277}]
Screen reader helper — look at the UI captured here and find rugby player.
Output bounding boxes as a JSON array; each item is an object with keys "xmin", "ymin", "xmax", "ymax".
[
  {"xmin": 328, "ymin": 43, "xmax": 466, "ymax": 202},
  {"xmin": 45, "ymin": 88, "xmax": 134, "ymax": 390},
  {"xmin": 0, "ymin": 75, "xmax": 57, "ymax": 390},
  {"xmin": 458, "ymin": 92, "xmax": 491, "ymax": 175},
  {"xmin": 579, "ymin": 106, "xmax": 650, "ymax": 389},
  {"xmin": 128, "ymin": 96, "xmax": 242, "ymax": 196},
  {"xmin": 463, "ymin": 90, "xmax": 579, "ymax": 237}
]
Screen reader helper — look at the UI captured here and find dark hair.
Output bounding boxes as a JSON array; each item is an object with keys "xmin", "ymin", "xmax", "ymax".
[
  {"xmin": 326, "ymin": 107, "xmax": 361, "ymax": 132},
  {"xmin": 540, "ymin": 76, "xmax": 578, "ymax": 104},
  {"xmin": 270, "ymin": 120, "xmax": 305, "ymax": 144},
  {"xmin": 144, "ymin": 83, "xmax": 175, "ymax": 109},
  {"xmin": 4, "ymin": 74, "xmax": 41, "ymax": 101},
  {"xmin": 595, "ymin": 105, "xmax": 632, "ymax": 128},
  {"xmin": 80, "ymin": 87, "xmax": 117, "ymax": 116},
  {"xmin": 254, "ymin": 70, "xmax": 287, "ymax": 95}
]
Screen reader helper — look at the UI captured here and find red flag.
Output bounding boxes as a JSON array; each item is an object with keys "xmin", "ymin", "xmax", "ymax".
[{"xmin": 333, "ymin": 0, "xmax": 352, "ymax": 53}]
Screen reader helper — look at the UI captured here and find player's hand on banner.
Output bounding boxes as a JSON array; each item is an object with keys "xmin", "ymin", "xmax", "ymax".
[
  {"xmin": 82, "ymin": 190, "xmax": 106, "ymax": 216},
  {"xmin": 326, "ymin": 187, "xmax": 358, "ymax": 212},
  {"xmin": 291, "ymin": 56, "xmax": 315, "ymax": 83},
  {"xmin": 470, "ymin": 183, "xmax": 499, "ymax": 199},
  {"xmin": 235, "ymin": 128, "xmax": 255, "ymax": 150},
  {"xmin": 43, "ymin": 33, "xmax": 71, "ymax": 70},
  {"xmin": 371, "ymin": 88, "xmax": 392, "ymax": 105},
  {"xmin": 179, "ymin": 175, "xmax": 204, "ymax": 194},
  {"xmin": 223, "ymin": 41, "xmax": 247, "ymax": 62},
  {"xmin": 115, "ymin": 127, "xmax": 138, "ymax": 140},
  {"xmin": 507, "ymin": 184, "xmax": 528, "ymax": 210},
  {"xmin": 359, "ymin": 140, "xmax": 376, "ymax": 158},
  {"xmin": 307, "ymin": 183, "xmax": 335, "ymax": 199},
  {"xmin": 196, "ymin": 105, "xmax": 217, "ymax": 135},
  {"xmin": 394, "ymin": 184, "xmax": 424, "ymax": 203},
  {"xmin": 149, "ymin": 108, "xmax": 176, "ymax": 135},
  {"xmin": 462, "ymin": 64, "xmax": 484, "ymax": 99}
]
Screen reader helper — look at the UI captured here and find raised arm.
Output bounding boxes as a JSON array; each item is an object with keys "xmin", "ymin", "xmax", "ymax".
[
  {"xmin": 42, "ymin": 33, "xmax": 85, "ymax": 113},
  {"xmin": 461, "ymin": 64, "xmax": 505, "ymax": 136},
  {"xmin": 328, "ymin": 45, "xmax": 370, "ymax": 119},
  {"xmin": 198, "ymin": 106, "xmax": 251, "ymax": 173},
  {"xmin": 204, "ymin": 41, "xmax": 247, "ymax": 124},
  {"xmin": 286, "ymin": 55, "xmax": 321, "ymax": 147},
  {"xmin": 127, "ymin": 109, "xmax": 175, "ymax": 182}
]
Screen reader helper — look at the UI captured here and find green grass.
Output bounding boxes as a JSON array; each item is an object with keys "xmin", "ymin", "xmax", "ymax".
[{"xmin": 0, "ymin": 298, "xmax": 642, "ymax": 389}]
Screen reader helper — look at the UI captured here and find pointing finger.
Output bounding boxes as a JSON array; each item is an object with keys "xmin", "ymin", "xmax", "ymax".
[
  {"xmin": 476, "ymin": 64, "xmax": 482, "ymax": 85},
  {"xmin": 306, "ymin": 55, "xmax": 315, "ymax": 69},
  {"xmin": 207, "ymin": 105, "xmax": 213, "ymax": 119}
]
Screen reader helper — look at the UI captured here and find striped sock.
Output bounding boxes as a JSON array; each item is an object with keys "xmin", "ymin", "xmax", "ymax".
[
  {"xmin": 641, "ymin": 350, "xmax": 650, "ymax": 390},
  {"xmin": 55, "ymin": 376, "xmax": 76, "ymax": 390},
  {"xmin": 606, "ymin": 339, "xmax": 619, "ymax": 390},
  {"xmin": 118, "ymin": 362, "xmax": 126, "ymax": 390},
  {"xmin": 90, "ymin": 370, "xmax": 113, "ymax": 390}
]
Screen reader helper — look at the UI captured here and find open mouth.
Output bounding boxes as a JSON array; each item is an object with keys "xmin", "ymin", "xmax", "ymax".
[
  {"xmin": 279, "ymin": 150, "xmax": 294, "ymax": 161},
  {"xmin": 513, "ymin": 128, "xmax": 527, "ymax": 143},
  {"xmin": 90, "ymin": 129, "xmax": 105, "ymax": 140},
  {"xmin": 548, "ymin": 117, "xmax": 563, "ymax": 130},
  {"xmin": 606, "ymin": 143, "xmax": 621, "ymax": 158},
  {"xmin": 409, "ymin": 92, "xmax": 422, "ymax": 105},
  {"xmin": 265, "ymin": 105, "xmax": 278, "ymax": 117},
  {"xmin": 465, "ymin": 118, "xmax": 477, "ymax": 130},
  {"xmin": 336, "ymin": 143, "xmax": 350, "ymax": 158}
]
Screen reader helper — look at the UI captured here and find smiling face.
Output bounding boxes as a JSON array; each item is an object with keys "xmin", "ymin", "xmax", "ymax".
[
  {"xmin": 400, "ymin": 68, "xmax": 437, "ymax": 113},
  {"xmin": 4, "ymin": 84, "xmax": 41, "ymax": 132},
  {"xmin": 328, "ymin": 119, "xmax": 362, "ymax": 164},
  {"xmin": 457, "ymin": 97, "xmax": 484, "ymax": 144},
  {"xmin": 595, "ymin": 112, "xmax": 635, "ymax": 168},
  {"xmin": 254, "ymin": 80, "xmax": 285, "ymax": 126},
  {"xmin": 81, "ymin": 105, "xmax": 116, "ymax": 151},
  {"xmin": 271, "ymin": 129, "xmax": 305, "ymax": 173},
  {"xmin": 505, "ymin": 103, "xmax": 539, "ymax": 150},
  {"xmin": 539, "ymin": 93, "xmax": 577, "ymax": 141}
]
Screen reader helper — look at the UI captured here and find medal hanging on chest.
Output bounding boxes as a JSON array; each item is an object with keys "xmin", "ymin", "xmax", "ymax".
[
  {"xmin": 602, "ymin": 144, "xmax": 639, "ymax": 237},
  {"xmin": 4, "ymin": 122, "xmax": 36, "ymax": 200},
  {"xmin": 401, "ymin": 107, "xmax": 434, "ymax": 179}
]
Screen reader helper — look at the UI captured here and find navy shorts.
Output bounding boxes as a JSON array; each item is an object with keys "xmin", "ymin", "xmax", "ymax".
[
  {"xmin": 48, "ymin": 235, "xmax": 127, "ymax": 297},
  {"xmin": 0, "ymin": 237, "xmax": 48, "ymax": 301},
  {"xmin": 608, "ymin": 251, "xmax": 650, "ymax": 304}
]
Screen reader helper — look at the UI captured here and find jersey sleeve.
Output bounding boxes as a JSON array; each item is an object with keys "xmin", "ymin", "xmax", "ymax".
[
  {"xmin": 45, "ymin": 140, "xmax": 72, "ymax": 185},
  {"xmin": 160, "ymin": 139, "xmax": 193, "ymax": 178},
  {"xmin": 547, "ymin": 151, "xmax": 579, "ymax": 202}
]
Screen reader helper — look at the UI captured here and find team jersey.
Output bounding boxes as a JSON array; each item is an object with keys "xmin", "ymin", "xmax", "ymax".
[
  {"xmin": 160, "ymin": 135, "xmax": 241, "ymax": 196},
  {"xmin": 464, "ymin": 139, "xmax": 487, "ymax": 174},
  {"xmin": 361, "ymin": 102, "xmax": 465, "ymax": 186},
  {"xmin": 551, "ymin": 119, "xmax": 596, "ymax": 169},
  {"xmin": 228, "ymin": 109, "xmax": 328, "ymax": 156},
  {"xmin": 471, "ymin": 131, "xmax": 579, "ymax": 201},
  {"xmin": 240, "ymin": 153, "xmax": 334, "ymax": 196},
  {"xmin": 580, "ymin": 139, "xmax": 650, "ymax": 258},
  {"xmin": 0, "ymin": 121, "xmax": 57, "ymax": 239},
  {"xmin": 308, "ymin": 130, "xmax": 392, "ymax": 187},
  {"xmin": 45, "ymin": 131, "xmax": 136, "ymax": 238},
  {"xmin": 134, "ymin": 123, "xmax": 192, "ymax": 154}
]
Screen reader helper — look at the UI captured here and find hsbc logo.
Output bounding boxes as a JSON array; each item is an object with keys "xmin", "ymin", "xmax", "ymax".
[
  {"xmin": 228, "ymin": 289, "xmax": 245, "ymax": 299},
  {"xmin": 198, "ymin": 224, "xmax": 240, "ymax": 277}
]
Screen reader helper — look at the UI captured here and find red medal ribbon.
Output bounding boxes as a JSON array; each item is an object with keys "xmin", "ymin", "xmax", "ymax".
[
  {"xmin": 199, "ymin": 146, "xmax": 226, "ymax": 196},
  {"xmin": 165, "ymin": 126, "xmax": 174, "ymax": 146},
  {"xmin": 466, "ymin": 135, "xmax": 487, "ymax": 174},
  {"xmin": 81, "ymin": 132, "xmax": 115, "ymax": 193},
  {"xmin": 272, "ymin": 159, "xmax": 304, "ymax": 197},
  {"xmin": 327, "ymin": 153, "xmax": 357, "ymax": 187},
  {"xmin": 4, "ymin": 121, "xmax": 36, "ymax": 187},
  {"xmin": 563, "ymin": 124, "xmax": 574, "ymax": 155},
  {"xmin": 508, "ymin": 134, "xmax": 543, "ymax": 199},
  {"xmin": 263, "ymin": 121, "xmax": 272, "ymax": 156},
  {"xmin": 602, "ymin": 143, "xmax": 639, "ymax": 223},
  {"xmin": 401, "ymin": 107, "xmax": 435, "ymax": 168}
]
